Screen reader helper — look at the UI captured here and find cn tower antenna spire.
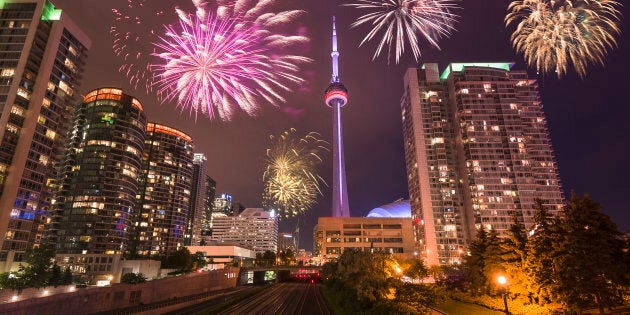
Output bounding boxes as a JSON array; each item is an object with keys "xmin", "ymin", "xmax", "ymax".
[
  {"xmin": 331, "ymin": 16, "xmax": 340, "ymax": 83},
  {"xmin": 324, "ymin": 16, "xmax": 350, "ymax": 218}
]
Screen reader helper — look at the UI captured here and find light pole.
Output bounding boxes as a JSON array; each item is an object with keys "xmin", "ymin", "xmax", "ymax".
[{"xmin": 497, "ymin": 275, "xmax": 509, "ymax": 315}]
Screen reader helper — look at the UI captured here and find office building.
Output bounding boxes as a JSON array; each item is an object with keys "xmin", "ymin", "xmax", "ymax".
[
  {"xmin": 278, "ymin": 232, "xmax": 297, "ymax": 254},
  {"xmin": 49, "ymin": 87, "xmax": 146, "ymax": 279},
  {"xmin": 0, "ymin": 0, "xmax": 90, "ymax": 267},
  {"xmin": 313, "ymin": 217, "xmax": 416, "ymax": 260},
  {"xmin": 209, "ymin": 208, "xmax": 278, "ymax": 254},
  {"xmin": 134, "ymin": 123, "xmax": 194, "ymax": 256},
  {"xmin": 401, "ymin": 63, "xmax": 564, "ymax": 265}
]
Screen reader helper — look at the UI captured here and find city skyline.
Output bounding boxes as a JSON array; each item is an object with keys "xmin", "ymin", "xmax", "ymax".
[{"xmin": 52, "ymin": 0, "xmax": 630, "ymax": 249}]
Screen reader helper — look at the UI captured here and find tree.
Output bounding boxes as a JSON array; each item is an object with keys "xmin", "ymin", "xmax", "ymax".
[
  {"xmin": 284, "ymin": 248, "xmax": 296, "ymax": 265},
  {"xmin": 162, "ymin": 248, "xmax": 193, "ymax": 270},
  {"xmin": 464, "ymin": 225, "xmax": 488, "ymax": 295},
  {"xmin": 49, "ymin": 263, "xmax": 61, "ymax": 288},
  {"xmin": 62, "ymin": 267, "xmax": 73, "ymax": 285},
  {"xmin": 20, "ymin": 244, "xmax": 55, "ymax": 289},
  {"xmin": 403, "ymin": 258, "xmax": 428, "ymax": 281},
  {"xmin": 395, "ymin": 282, "xmax": 445, "ymax": 313},
  {"xmin": 523, "ymin": 199, "xmax": 557, "ymax": 305},
  {"xmin": 551, "ymin": 194, "xmax": 627, "ymax": 314},
  {"xmin": 121, "ymin": 272, "xmax": 147, "ymax": 284},
  {"xmin": 261, "ymin": 250, "xmax": 276, "ymax": 266},
  {"xmin": 482, "ymin": 229, "xmax": 505, "ymax": 293},
  {"xmin": 500, "ymin": 212, "xmax": 531, "ymax": 303},
  {"xmin": 192, "ymin": 251, "xmax": 207, "ymax": 269},
  {"xmin": 325, "ymin": 249, "xmax": 394, "ymax": 307},
  {"xmin": 0, "ymin": 272, "xmax": 27, "ymax": 293}
]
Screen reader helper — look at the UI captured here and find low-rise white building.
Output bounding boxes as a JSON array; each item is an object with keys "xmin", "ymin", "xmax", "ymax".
[{"xmin": 186, "ymin": 245, "xmax": 256, "ymax": 267}]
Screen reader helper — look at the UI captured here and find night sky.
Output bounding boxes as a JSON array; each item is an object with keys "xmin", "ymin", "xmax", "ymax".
[{"xmin": 53, "ymin": 0, "xmax": 630, "ymax": 249}]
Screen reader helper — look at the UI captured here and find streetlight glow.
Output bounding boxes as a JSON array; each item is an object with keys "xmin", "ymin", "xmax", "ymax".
[{"xmin": 497, "ymin": 275, "xmax": 507, "ymax": 285}]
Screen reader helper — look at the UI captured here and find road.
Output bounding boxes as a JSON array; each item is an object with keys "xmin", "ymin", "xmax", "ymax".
[{"xmin": 217, "ymin": 282, "xmax": 330, "ymax": 315}]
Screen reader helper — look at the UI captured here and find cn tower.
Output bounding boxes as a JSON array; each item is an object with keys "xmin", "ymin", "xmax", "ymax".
[{"xmin": 324, "ymin": 17, "xmax": 350, "ymax": 218}]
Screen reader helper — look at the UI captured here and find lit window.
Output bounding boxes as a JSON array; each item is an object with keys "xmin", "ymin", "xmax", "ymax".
[
  {"xmin": 6, "ymin": 124, "xmax": 19, "ymax": 134},
  {"xmin": 10, "ymin": 106, "xmax": 24, "ymax": 117},
  {"xmin": 45, "ymin": 129, "xmax": 56, "ymax": 140},
  {"xmin": 58, "ymin": 81, "xmax": 73, "ymax": 96},
  {"xmin": 0, "ymin": 68, "xmax": 15, "ymax": 77},
  {"xmin": 431, "ymin": 137, "xmax": 444, "ymax": 145},
  {"xmin": 17, "ymin": 88, "xmax": 31, "ymax": 100},
  {"xmin": 64, "ymin": 58, "xmax": 78, "ymax": 73},
  {"xmin": 39, "ymin": 155, "xmax": 49, "ymax": 166},
  {"xmin": 68, "ymin": 45, "xmax": 77, "ymax": 56}
]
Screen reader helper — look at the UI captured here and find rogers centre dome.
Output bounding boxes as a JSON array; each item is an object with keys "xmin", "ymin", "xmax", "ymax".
[{"xmin": 366, "ymin": 199, "xmax": 411, "ymax": 218}]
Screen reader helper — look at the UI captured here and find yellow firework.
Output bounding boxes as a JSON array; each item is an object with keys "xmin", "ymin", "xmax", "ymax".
[
  {"xmin": 263, "ymin": 129, "xmax": 328, "ymax": 219},
  {"xmin": 506, "ymin": 0, "xmax": 622, "ymax": 77}
]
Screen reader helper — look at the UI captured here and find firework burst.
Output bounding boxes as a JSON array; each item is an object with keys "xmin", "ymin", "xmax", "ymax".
[
  {"xmin": 151, "ymin": 0, "xmax": 311, "ymax": 121},
  {"xmin": 506, "ymin": 0, "xmax": 622, "ymax": 77},
  {"xmin": 110, "ymin": 0, "xmax": 188, "ymax": 91},
  {"xmin": 262, "ymin": 129, "xmax": 328, "ymax": 220},
  {"xmin": 345, "ymin": 0, "xmax": 459, "ymax": 64}
]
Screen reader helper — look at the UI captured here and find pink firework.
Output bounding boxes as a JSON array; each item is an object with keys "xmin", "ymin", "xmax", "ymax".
[
  {"xmin": 151, "ymin": 2, "xmax": 311, "ymax": 121},
  {"xmin": 111, "ymin": 0, "xmax": 207, "ymax": 91},
  {"xmin": 110, "ymin": 0, "xmax": 167, "ymax": 91}
]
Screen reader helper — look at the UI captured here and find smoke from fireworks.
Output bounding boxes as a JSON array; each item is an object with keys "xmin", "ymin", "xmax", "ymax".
[
  {"xmin": 151, "ymin": 1, "xmax": 311, "ymax": 121},
  {"xmin": 262, "ymin": 129, "xmax": 328, "ymax": 220},
  {"xmin": 506, "ymin": 0, "xmax": 622, "ymax": 78},
  {"xmin": 345, "ymin": 0, "xmax": 459, "ymax": 64}
]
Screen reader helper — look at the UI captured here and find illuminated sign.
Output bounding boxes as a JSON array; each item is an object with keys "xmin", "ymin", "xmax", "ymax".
[
  {"xmin": 441, "ymin": 63, "xmax": 514, "ymax": 80},
  {"xmin": 41, "ymin": 1, "xmax": 62, "ymax": 21}
]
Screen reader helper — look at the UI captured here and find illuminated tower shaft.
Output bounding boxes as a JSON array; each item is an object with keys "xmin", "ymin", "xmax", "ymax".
[{"xmin": 325, "ymin": 17, "xmax": 350, "ymax": 217}]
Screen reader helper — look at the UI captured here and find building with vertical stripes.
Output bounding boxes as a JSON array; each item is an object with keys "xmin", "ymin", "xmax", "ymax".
[
  {"xmin": 0, "ymin": 0, "xmax": 90, "ymax": 269},
  {"xmin": 401, "ymin": 63, "xmax": 564, "ymax": 266}
]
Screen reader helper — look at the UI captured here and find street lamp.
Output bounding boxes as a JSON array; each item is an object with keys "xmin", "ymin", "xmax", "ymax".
[{"xmin": 497, "ymin": 275, "xmax": 509, "ymax": 315}]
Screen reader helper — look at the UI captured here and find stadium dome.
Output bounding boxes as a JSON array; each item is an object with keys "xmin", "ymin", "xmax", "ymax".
[{"xmin": 366, "ymin": 199, "xmax": 411, "ymax": 218}]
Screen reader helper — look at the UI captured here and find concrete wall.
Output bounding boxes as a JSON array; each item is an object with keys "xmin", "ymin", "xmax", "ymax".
[
  {"xmin": 0, "ymin": 268, "xmax": 239, "ymax": 315},
  {"xmin": 115, "ymin": 259, "xmax": 162, "ymax": 282}
]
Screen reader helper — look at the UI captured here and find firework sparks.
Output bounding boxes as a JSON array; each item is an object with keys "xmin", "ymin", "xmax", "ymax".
[
  {"xmin": 263, "ymin": 129, "xmax": 328, "ymax": 220},
  {"xmin": 506, "ymin": 0, "xmax": 622, "ymax": 77},
  {"xmin": 151, "ymin": 0, "xmax": 311, "ymax": 121},
  {"xmin": 345, "ymin": 0, "xmax": 459, "ymax": 64}
]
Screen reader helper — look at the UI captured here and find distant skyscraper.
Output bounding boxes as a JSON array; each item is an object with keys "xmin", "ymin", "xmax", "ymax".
[
  {"xmin": 213, "ymin": 194, "xmax": 233, "ymax": 217},
  {"xmin": 231, "ymin": 201, "xmax": 245, "ymax": 216},
  {"xmin": 0, "ymin": 0, "xmax": 91, "ymax": 266},
  {"xmin": 201, "ymin": 175, "xmax": 216, "ymax": 238},
  {"xmin": 186, "ymin": 153, "xmax": 207, "ymax": 246},
  {"xmin": 50, "ymin": 88, "xmax": 146, "ymax": 278},
  {"xmin": 325, "ymin": 17, "xmax": 350, "ymax": 218},
  {"xmin": 401, "ymin": 63, "xmax": 564, "ymax": 266},
  {"xmin": 134, "ymin": 123, "xmax": 194, "ymax": 256}
]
